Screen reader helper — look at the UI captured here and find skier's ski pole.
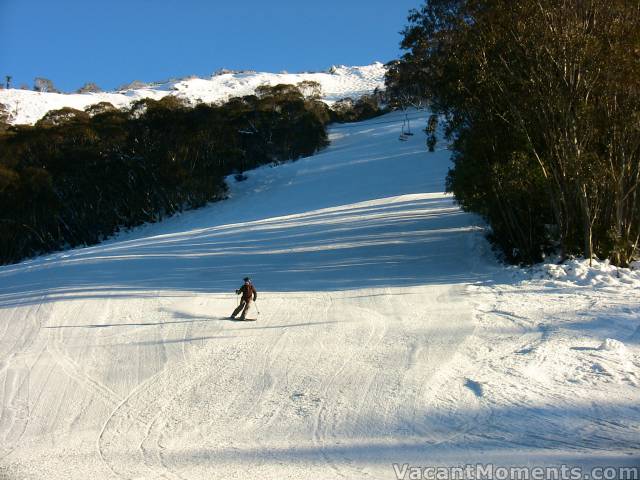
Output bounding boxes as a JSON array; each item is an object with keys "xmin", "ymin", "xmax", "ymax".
[{"xmin": 255, "ymin": 301, "xmax": 261, "ymax": 315}]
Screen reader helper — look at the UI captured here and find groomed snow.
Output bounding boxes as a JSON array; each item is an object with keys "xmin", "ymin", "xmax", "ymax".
[
  {"xmin": 0, "ymin": 63, "xmax": 386, "ymax": 125},
  {"xmin": 0, "ymin": 111, "xmax": 638, "ymax": 479}
]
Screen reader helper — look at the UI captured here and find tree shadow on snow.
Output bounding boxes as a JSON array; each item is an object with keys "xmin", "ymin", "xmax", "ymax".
[
  {"xmin": 128, "ymin": 400, "xmax": 640, "ymax": 472},
  {"xmin": 0, "ymin": 197, "xmax": 498, "ymax": 309}
]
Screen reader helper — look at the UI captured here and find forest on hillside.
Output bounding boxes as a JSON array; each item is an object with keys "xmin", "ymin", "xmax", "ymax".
[
  {"xmin": 387, "ymin": 0, "xmax": 640, "ymax": 266},
  {"xmin": 0, "ymin": 83, "xmax": 383, "ymax": 265}
]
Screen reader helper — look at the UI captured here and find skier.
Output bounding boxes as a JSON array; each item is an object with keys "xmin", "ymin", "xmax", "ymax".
[{"xmin": 230, "ymin": 277, "xmax": 258, "ymax": 320}]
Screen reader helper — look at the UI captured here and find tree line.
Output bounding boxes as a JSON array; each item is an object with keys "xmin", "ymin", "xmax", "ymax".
[
  {"xmin": 388, "ymin": 0, "xmax": 640, "ymax": 266},
  {"xmin": 0, "ymin": 81, "xmax": 388, "ymax": 264}
]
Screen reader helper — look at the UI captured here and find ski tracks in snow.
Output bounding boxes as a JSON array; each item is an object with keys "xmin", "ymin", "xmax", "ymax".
[
  {"xmin": 96, "ymin": 297, "xmax": 233, "ymax": 480},
  {"xmin": 10, "ymin": 110, "xmax": 632, "ymax": 478},
  {"xmin": 0, "ymin": 298, "xmax": 51, "ymax": 461},
  {"xmin": 310, "ymin": 294, "xmax": 386, "ymax": 479},
  {"xmin": 448, "ymin": 273, "xmax": 640, "ymax": 458}
]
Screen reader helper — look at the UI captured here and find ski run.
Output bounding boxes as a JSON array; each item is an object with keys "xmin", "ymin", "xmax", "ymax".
[{"xmin": 0, "ymin": 108, "xmax": 639, "ymax": 479}]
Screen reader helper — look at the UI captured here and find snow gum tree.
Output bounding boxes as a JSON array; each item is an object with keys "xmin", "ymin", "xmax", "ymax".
[
  {"xmin": 33, "ymin": 77, "xmax": 59, "ymax": 93},
  {"xmin": 76, "ymin": 82, "xmax": 102, "ymax": 94},
  {"xmin": 389, "ymin": 0, "xmax": 640, "ymax": 266}
]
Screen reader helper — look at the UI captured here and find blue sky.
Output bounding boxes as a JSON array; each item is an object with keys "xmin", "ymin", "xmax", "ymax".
[{"xmin": 0, "ymin": 0, "xmax": 419, "ymax": 92}]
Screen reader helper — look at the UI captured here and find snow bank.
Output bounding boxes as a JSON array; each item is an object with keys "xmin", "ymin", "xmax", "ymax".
[
  {"xmin": 598, "ymin": 338, "xmax": 627, "ymax": 352},
  {"xmin": 0, "ymin": 63, "xmax": 387, "ymax": 125},
  {"xmin": 525, "ymin": 257, "xmax": 640, "ymax": 290},
  {"xmin": 439, "ymin": 254, "xmax": 640, "ymax": 465}
]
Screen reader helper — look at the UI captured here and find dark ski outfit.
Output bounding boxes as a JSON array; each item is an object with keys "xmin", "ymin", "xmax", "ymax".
[{"xmin": 231, "ymin": 280, "xmax": 257, "ymax": 320}]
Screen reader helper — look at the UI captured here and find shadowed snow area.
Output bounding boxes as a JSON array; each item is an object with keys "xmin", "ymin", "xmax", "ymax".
[
  {"xmin": 0, "ymin": 111, "xmax": 638, "ymax": 479},
  {"xmin": 0, "ymin": 111, "xmax": 484, "ymax": 307}
]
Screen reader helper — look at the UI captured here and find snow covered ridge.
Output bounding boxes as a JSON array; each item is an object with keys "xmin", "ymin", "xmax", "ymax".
[
  {"xmin": 0, "ymin": 63, "xmax": 387, "ymax": 125},
  {"xmin": 524, "ymin": 257, "xmax": 640, "ymax": 290}
]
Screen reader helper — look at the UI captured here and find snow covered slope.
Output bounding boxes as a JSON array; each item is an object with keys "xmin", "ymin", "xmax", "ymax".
[
  {"xmin": 0, "ymin": 63, "xmax": 386, "ymax": 125},
  {"xmin": 0, "ymin": 111, "xmax": 638, "ymax": 479}
]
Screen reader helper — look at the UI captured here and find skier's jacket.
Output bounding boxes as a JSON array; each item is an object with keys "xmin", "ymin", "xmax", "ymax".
[{"xmin": 237, "ymin": 283, "xmax": 257, "ymax": 302}]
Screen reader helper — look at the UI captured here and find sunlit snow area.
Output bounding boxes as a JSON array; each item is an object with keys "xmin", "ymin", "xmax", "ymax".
[
  {"xmin": 0, "ymin": 96, "xmax": 638, "ymax": 477},
  {"xmin": 0, "ymin": 63, "xmax": 386, "ymax": 126}
]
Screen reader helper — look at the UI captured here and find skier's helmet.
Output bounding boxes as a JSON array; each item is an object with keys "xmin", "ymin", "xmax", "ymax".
[{"xmin": 244, "ymin": 277, "xmax": 251, "ymax": 283}]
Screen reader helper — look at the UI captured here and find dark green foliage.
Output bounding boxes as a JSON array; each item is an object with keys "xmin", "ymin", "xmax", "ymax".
[
  {"xmin": 297, "ymin": 80, "xmax": 322, "ymax": 100},
  {"xmin": 84, "ymin": 102, "xmax": 117, "ymax": 117},
  {"xmin": 384, "ymin": 59, "xmax": 428, "ymax": 110},
  {"xmin": 330, "ymin": 94, "xmax": 387, "ymax": 123},
  {"xmin": 0, "ymin": 84, "xmax": 329, "ymax": 264},
  {"xmin": 36, "ymin": 107, "xmax": 90, "ymax": 127},
  {"xmin": 390, "ymin": 0, "xmax": 640, "ymax": 266},
  {"xmin": 0, "ymin": 104, "xmax": 9, "ymax": 133}
]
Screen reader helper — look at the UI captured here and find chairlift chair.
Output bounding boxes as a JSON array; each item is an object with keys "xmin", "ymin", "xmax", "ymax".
[{"xmin": 399, "ymin": 113, "xmax": 414, "ymax": 141}]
